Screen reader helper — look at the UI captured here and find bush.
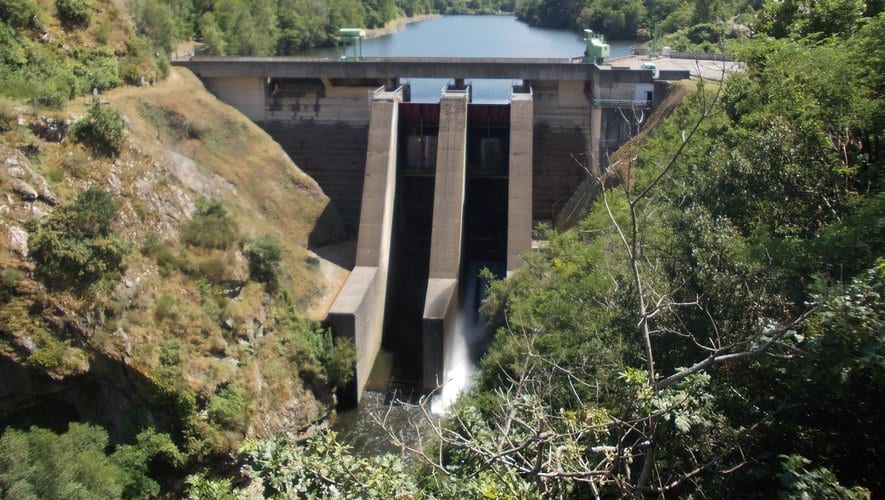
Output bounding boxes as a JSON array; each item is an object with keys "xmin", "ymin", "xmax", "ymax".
[
  {"xmin": 71, "ymin": 103, "xmax": 126, "ymax": 157},
  {"xmin": 56, "ymin": 0, "xmax": 92, "ymax": 28},
  {"xmin": 0, "ymin": 0, "xmax": 41, "ymax": 29},
  {"xmin": 246, "ymin": 234, "xmax": 283, "ymax": 284},
  {"xmin": 132, "ymin": 0, "xmax": 176, "ymax": 53},
  {"xmin": 180, "ymin": 199, "xmax": 238, "ymax": 250},
  {"xmin": 29, "ymin": 188, "xmax": 130, "ymax": 290},
  {"xmin": 206, "ymin": 383, "xmax": 250, "ymax": 432},
  {"xmin": 141, "ymin": 233, "xmax": 188, "ymax": 276}
]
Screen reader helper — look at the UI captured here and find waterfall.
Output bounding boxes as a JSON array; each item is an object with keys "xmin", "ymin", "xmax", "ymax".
[{"xmin": 431, "ymin": 261, "xmax": 498, "ymax": 416}]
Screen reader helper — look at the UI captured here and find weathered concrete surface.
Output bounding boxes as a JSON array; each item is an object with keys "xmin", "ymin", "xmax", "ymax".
[
  {"xmin": 507, "ymin": 91, "xmax": 533, "ymax": 274},
  {"xmin": 176, "ymin": 57, "xmax": 649, "ymax": 82},
  {"xmin": 261, "ymin": 121, "xmax": 369, "ymax": 232},
  {"xmin": 327, "ymin": 88, "xmax": 402, "ymax": 402},
  {"xmin": 203, "ymin": 76, "xmax": 266, "ymax": 122},
  {"xmin": 428, "ymin": 90, "xmax": 469, "ymax": 280},
  {"xmin": 605, "ymin": 56, "xmax": 739, "ymax": 81},
  {"xmin": 422, "ymin": 278, "xmax": 457, "ymax": 391},
  {"xmin": 529, "ymin": 80, "xmax": 591, "ymax": 220},
  {"xmin": 423, "ymin": 89, "xmax": 469, "ymax": 390}
]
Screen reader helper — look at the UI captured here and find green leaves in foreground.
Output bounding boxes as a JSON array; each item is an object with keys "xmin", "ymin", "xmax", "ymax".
[{"xmin": 0, "ymin": 423, "xmax": 181, "ymax": 499}]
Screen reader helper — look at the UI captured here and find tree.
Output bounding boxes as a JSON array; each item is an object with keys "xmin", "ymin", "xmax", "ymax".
[
  {"xmin": 30, "ymin": 188, "xmax": 130, "ymax": 291},
  {"xmin": 373, "ymin": 15, "xmax": 881, "ymax": 494},
  {"xmin": 0, "ymin": 424, "xmax": 180, "ymax": 499},
  {"xmin": 71, "ymin": 103, "xmax": 127, "ymax": 157},
  {"xmin": 245, "ymin": 234, "xmax": 284, "ymax": 284}
]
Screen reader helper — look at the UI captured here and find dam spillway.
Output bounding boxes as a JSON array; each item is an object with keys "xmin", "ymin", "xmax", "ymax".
[
  {"xmin": 326, "ymin": 85, "xmax": 528, "ymax": 402},
  {"xmin": 174, "ymin": 56, "xmax": 685, "ymax": 402}
]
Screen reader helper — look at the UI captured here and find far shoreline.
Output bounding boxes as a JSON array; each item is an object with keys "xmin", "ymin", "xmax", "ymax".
[{"xmin": 364, "ymin": 14, "xmax": 441, "ymax": 40}]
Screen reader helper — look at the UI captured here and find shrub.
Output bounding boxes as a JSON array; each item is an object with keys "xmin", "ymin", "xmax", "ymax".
[
  {"xmin": 180, "ymin": 199, "xmax": 238, "ymax": 250},
  {"xmin": 56, "ymin": 0, "xmax": 92, "ymax": 28},
  {"xmin": 30, "ymin": 87, "xmax": 67, "ymax": 110},
  {"xmin": 131, "ymin": 0, "xmax": 176, "ymax": 53},
  {"xmin": 0, "ymin": 0, "xmax": 41, "ymax": 29},
  {"xmin": 71, "ymin": 103, "xmax": 126, "ymax": 157},
  {"xmin": 158, "ymin": 338, "xmax": 182, "ymax": 367},
  {"xmin": 29, "ymin": 188, "xmax": 130, "ymax": 290},
  {"xmin": 206, "ymin": 382, "xmax": 250, "ymax": 432},
  {"xmin": 154, "ymin": 294, "xmax": 179, "ymax": 322},
  {"xmin": 141, "ymin": 233, "xmax": 187, "ymax": 276},
  {"xmin": 246, "ymin": 234, "xmax": 283, "ymax": 284}
]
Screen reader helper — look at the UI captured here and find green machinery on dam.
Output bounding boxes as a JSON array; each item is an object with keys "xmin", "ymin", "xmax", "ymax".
[{"xmin": 174, "ymin": 56, "xmax": 689, "ymax": 401}]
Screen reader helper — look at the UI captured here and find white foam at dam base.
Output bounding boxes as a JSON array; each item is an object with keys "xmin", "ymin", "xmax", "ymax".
[{"xmin": 431, "ymin": 263, "xmax": 489, "ymax": 416}]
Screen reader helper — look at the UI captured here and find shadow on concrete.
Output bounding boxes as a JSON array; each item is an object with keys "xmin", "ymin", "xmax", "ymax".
[{"xmin": 308, "ymin": 201, "xmax": 349, "ymax": 250}]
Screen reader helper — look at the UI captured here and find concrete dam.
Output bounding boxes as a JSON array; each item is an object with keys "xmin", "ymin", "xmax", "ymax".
[{"xmin": 174, "ymin": 57, "xmax": 688, "ymax": 402}]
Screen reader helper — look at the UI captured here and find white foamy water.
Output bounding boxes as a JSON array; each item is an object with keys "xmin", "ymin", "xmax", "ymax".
[{"xmin": 431, "ymin": 263, "xmax": 491, "ymax": 416}]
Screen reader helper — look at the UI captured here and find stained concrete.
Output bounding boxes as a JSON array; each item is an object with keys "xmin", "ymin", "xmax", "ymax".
[
  {"xmin": 422, "ymin": 89, "xmax": 469, "ymax": 390},
  {"xmin": 327, "ymin": 87, "xmax": 402, "ymax": 402},
  {"xmin": 507, "ymin": 91, "xmax": 533, "ymax": 274}
]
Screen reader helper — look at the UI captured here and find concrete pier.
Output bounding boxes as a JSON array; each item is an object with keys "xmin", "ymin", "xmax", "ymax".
[
  {"xmin": 327, "ymin": 87, "xmax": 403, "ymax": 402},
  {"xmin": 507, "ymin": 90, "xmax": 533, "ymax": 275},
  {"xmin": 422, "ymin": 88, "xmax": 469, "ymax": 391},
  {"xmin": 171, "ymin": 56, "xmax": 698, "ymax": 399}
]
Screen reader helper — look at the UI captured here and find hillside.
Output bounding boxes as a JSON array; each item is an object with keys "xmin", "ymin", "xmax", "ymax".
[{"xmin": 0, "ymin": 0, "xmax": 354, "ymax": 488}]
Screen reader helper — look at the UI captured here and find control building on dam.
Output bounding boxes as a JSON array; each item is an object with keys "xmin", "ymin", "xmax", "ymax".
[{"xmin": 174, "ymin": 56, "xmax": 690, "ymax": 402}]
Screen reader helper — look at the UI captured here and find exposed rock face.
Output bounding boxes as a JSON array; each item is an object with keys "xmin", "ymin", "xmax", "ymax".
[
  {"xmin": 0, "ymin": 68, "xmax": 351, "ymax": 465},
  {"xmin": 7, "ymin": 225, "xmax": 28, "ymax": 257},
  {"xmin": 0, "ymin": 351, "xmax": 183, "ymax": 444},
  {"xmin": 3, "ymin": 145, "xmax": 58, "ymax": 206}
]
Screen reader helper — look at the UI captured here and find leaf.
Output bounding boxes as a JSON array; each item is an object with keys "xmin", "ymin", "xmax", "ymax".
[{"xmin": 674, "ymin": 413, "xmax": 692, "ymax": 433}]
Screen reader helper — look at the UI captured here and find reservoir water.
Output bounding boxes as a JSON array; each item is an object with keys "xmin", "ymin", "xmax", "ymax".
[{"xmin": 301, "ymin": 15, "xmax": 631, "ymax": 102}]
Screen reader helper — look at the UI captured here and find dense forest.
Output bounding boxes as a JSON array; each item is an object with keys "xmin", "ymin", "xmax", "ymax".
[
  {"xmin": 1, "ymin": 0, "xmax": 883, "ymax": 497},
  {"xmin": 127, "ymin": 0, "xmax": 516, "ymax": 55}
]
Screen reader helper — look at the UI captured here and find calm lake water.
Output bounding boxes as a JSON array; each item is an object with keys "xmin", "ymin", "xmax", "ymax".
[{"xmin": 301, "ymin": 15, "xmax": 632, "ymax": 102}]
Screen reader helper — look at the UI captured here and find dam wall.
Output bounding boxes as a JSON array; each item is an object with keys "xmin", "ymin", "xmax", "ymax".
[
  {"xmin": 422, "ymin": 89, "xmax": 469, "ymax": 391},
  {"xmin": 175, "ymin": 58, "xmax": 685, "ymax": 400},
  {"xmin": 327, "ymin": 87, "xmax": 402, "ymax": 402},
  {"xmin": 507, "ymin": 90, "xmax": 533, "ymax": 274}
]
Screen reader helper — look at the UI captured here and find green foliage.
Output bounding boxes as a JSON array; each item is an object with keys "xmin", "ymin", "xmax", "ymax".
[
  {"xmin": 0, "ymin": 0, "xmax": 42, "ymax": 29},
  {"xmin": 516, "ymin": 0, "xmax": 747, "ymax": 39},
  {"xmin": 158, "ymin": 338, "xmax": 182, "ymax": 367},
  {"xmin": 274, "ymin": 291, "xmax": 356, "ymax": 387},
  {"xmin": 71, "ymin": 103, "xmax": 127, "ymax": 157},
  {"xmin": 206, "ymin": 382, "xmax": 250, "ymax": 432},
  {"xmin": 245, "ymin": 234, "xmax": 283, "ymax": 284},
  {"xmin": 141, "ymin": 232, "xmax": 188, "ymax": 276},
  {"xmin": 130, "ymin": 0, "xmax": 177, "ymax": 52},
  {"xmin": 757, "ymin": 0, "xmax": 865, "ymax": 38},
  {"xmin": 778, "ymin": 455, "xmax": 871, "ymax": 499},
  {"xmin": 0, "ymin": 423, "xmax": 179, "ymax": 499},
  {"xmin": 186, "ymin": 474, "xmax": 239, "ymax": 500},
  {"xmin": 231, "ymin": 431, "xmax": 419, "ymax": 498},
  {"xmin": 578, "ymin": 0, "xmax": 647, "ymax": 39},
  {"xmin": 806, "ymin": 265, "xmax": 885, "ymax": 396},
  {"xmin": 56, "ymin": 0, "xmax": 92, "ymax": 28},
  {"xmin": 180, "ymin": 199, "xmax": 238, "ymax": 250},
  {"xmin": 154, "ymin": 294, "xmax": 180, "ymax": 322},
  {"xmin": 29, "ymin": 188, "xmax": 130, "ymax": 291}
]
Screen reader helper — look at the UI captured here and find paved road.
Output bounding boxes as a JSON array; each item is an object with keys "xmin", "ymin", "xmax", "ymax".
[{"xmin": 605, "ymin": 56, "xmax": 741, "ymax": 81}]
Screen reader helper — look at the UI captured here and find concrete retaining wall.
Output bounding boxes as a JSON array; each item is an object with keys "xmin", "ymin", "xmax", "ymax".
[
  {"xmin": 507, "ymin": 92, "xmax": 533, "ymax": 274},
  {"xmin": 423, "ymin": 89, "xmax": 469, "ymax": 391},
  {"xmin": 327, "ymin": 89, "xmax": 402, "ymax": 402}
]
